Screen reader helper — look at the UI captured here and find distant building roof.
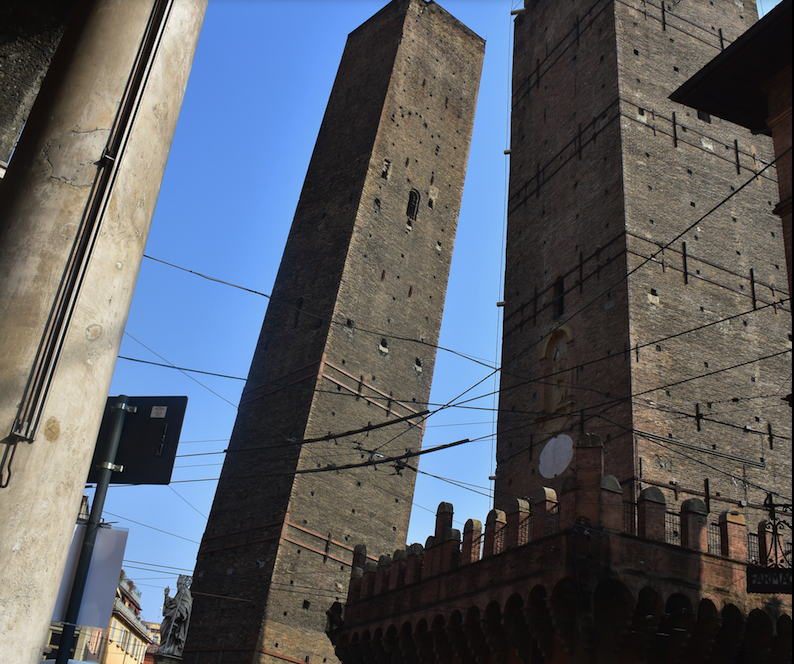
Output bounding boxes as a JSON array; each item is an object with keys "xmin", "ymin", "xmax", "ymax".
[{"xmin": 670, "ymin": 0, "xmax": 792, "ymax": 135}]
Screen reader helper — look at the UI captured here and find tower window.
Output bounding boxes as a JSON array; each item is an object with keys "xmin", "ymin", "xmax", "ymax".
[
  {"xmin": 553, "ymin": 277, "xmax": 564, "ymax": 318},
  {"xmin": 381, "ymin": 159, "xmax": 391, "ymax": 179},
  {"xmin": 406, "ymin": 189, "xmax": 420, "ymax": 220},
  {"xmin": 293, "ymin": 298, "xmax": 303, "ymax": 328},
  {"xmin": 697, "ymin": 110, "xmax": 711, "ymax": 123}
]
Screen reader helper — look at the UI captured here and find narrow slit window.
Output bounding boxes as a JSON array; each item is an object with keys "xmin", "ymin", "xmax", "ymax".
[
  {"xmin": 697, "ymin": 109, "xmax": 711, "ymax": 123},
  {"xmin": 406, "ymin": 189, "xmax": 420, "ymax": 220},
  {"xmin": 553, "ymin": 277, "xmax": 564, "ymax": 318},
  {"xmin": 293, "ymin": 297, "xmax": 303, "ymax": 328}
]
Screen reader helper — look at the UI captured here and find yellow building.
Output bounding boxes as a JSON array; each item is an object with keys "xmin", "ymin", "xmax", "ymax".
[
  {"xmin": 101, "ymin": 573, "xmax": 151, "ymax": 664},
  {"xmin": 43, "ymin": 571, "xmax": 151, "ymax": 662}
]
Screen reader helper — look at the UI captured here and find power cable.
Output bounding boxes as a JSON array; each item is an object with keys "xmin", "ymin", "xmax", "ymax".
[
  {"xmin": 150, "ymin": 344, "xmax": 788, "ymax": 481},
  {"xmin": 142, "ymin": 254, "xmax": 497, "ymax": 370},
  {"xmin": 589, "ymin": 413, "xmax": 792, "ymax": 501},
  {"xmin": 118, "ymin": 355, "xmax": 245, "ymax": 381},
  {"xmin": 169, "ymin": 485, "xmax": 208, "ymax": 519},
  {"xmin": 103, "ymin": 510, "xmax": 199, "ymax": 544},
  {"xmin": 117, "ymin": 297, "xmax": 788, "ymax": 449},
  {"xmin": 123, "ymin": 559, "xmax": 193, "ymax": 572}
]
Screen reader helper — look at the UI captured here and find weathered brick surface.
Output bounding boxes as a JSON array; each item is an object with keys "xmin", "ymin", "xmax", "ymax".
[
  {"xmin": 495, "ymin": 0, "xmax": 791, "ymax": 543},
  {"xmin": 186, "ymin": 2, "xmax": 484, "ymax": 662},
  {"xmin": 336, "ymin": 490, "xmax": 791, "ymax": 663}
]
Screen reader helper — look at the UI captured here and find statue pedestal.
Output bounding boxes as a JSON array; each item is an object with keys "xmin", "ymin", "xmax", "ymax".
[{"xmin": 153, "ymin": 653, "xmax": 183, "ymax": 664}]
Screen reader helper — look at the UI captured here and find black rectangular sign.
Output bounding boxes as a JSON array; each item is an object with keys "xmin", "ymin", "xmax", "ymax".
[
  {"xmin": 746, "ymin": 565, "xmax": 792, "ymax": 594},
  {"xmin": 86, "ymin": 396, "xmax": 188, "ymax": 485}
]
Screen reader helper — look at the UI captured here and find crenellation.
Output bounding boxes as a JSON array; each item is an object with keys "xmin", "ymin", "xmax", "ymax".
[
  {"xmin": 600, "ymin": 474, "xmax": 624, "ymax": 532},
  {"xmin": 506, "ymin": 498, "xmax": 531, "ymax": 549},
  {"xmin": 405, "ymin": 543, "xmax": 424, "ymax": 586},
  {"xmin": 346, "ymin": 490, "xmax": 787, "ymax": 608},
  {"xmin": 680, "ymin": 497, "xmax": 709, "ymax": 552},
  {"xmin": 720, "ymin": 509, "xmax": 749, "ymax": 562},
  {"xmin": 461, "ymin": 519, "xmax": 482, "ymax": 565},
  {"xmin": 483, "ymin": 509, "xmax": 507, "ymax": 558}
]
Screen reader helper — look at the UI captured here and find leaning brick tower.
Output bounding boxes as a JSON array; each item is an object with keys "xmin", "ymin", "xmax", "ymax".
[
  {"xmin": 186, "ymin": 2, "xmax": 483, "ymax": 662},
  {"xmin": 496, "ymin": 0, "xmax": 791, "ymax": 531}
]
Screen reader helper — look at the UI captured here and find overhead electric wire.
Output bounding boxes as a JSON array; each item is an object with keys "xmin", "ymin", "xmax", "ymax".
[
  {"xmin": 112, "ymin": 139, "xmax": 789, "ymax": 608},
  {"xmin": 592, "ymin": 413, "xmax": 793, "ymax": 502},
  {"xmin": 139, "ymin": 349, "xmax": 789, "ymax": 481},
  {"xmin": 123, "ymin": 231, "xmax": 788, "ymax": 464},
  {"xmin": 103, "ymin": 510, "xmax": 200, "ymax": 544},
  {"xmin": 124, "ymin": 332, "xmax": 244, "ymax": 414},
  {"xmin": 118, "ymin": 354, "xmax": 245, "ymax": 380},
  {"xmin": 123, "ymin": 558, "xmax": 193, "ymax": 572},
  {"xmin": 143, "ymin": 254, "xmax": 497, "ymax": 370},
  {"xmin": 169, "ymin": 484, "xmax": 208, "ymax": 519},
  {"xmin": 630, "ymin": 397, "xmax": 793, "ymax": 441},
  {"xmin": 158, "ymin": 342, "xmax": 788, "ymax": 475},
  {"xmin": 116, "ymin": 296, "xmax": 788, "ymax": 430},
  {"xmin": 124, "ymin": 136, "xmax": 789, "ymax": 459}
]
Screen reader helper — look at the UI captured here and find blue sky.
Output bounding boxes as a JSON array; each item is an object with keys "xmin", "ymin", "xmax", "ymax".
[{"xmin": 100, "ymin": 0, "xmax": 781, "ymax": 622}]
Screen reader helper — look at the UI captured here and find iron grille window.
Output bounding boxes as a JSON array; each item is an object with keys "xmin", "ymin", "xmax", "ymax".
[
  {"xmin": 665, "ymin": 512, "xmax": 681, "ymax": 546},
  {"xmin": 747, "ymin": 532, "xmax": 760, "ymax": 564},
  {"xmin": 708, "ymin": 523, "xmax": 721, "ymax": 555},
  {"xmin": 623, "ymin": 501, "xmax": 637, "ymax": 536}
]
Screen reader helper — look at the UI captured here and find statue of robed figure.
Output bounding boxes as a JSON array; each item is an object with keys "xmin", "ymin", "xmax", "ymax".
[{"xmin": 158, "ymin": 574, "xmax": 193, "ymax": 657}]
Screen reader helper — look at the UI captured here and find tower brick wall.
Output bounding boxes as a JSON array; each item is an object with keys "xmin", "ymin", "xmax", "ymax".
[
  {"xmin": 496, "ymin": 0, "xmax": 791, "ymax": 534},
  {"xmin": 330, "ymin": 3, "xmax": 791, "ymax": 662},
  {"xmin": 186, "ymin": 2, "xmax": 484, "ymax": 662}
]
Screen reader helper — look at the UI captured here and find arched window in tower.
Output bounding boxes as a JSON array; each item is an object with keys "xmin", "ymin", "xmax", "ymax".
[
  {"xmin": 537, "ymin": 323, "xmax": 576, "ymax": 435},
  {"xmin": 406, "ymin": 189, "xmax": 420, "ymax": 221}
]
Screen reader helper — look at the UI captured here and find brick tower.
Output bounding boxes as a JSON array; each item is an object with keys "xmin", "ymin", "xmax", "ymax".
[
  {"xmin": 328, "ymin": 4, "xmax": 791, "ymax": 663},
  {"xmin": 185, "ymin": 2, "xmax": 483, "ymax": 662},
  {"xmin": 496, "ymin": 0, "xmax": 790, "ymax": 530}
]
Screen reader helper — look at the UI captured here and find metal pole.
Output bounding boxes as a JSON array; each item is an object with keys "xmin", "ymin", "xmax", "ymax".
[{"xmin": 55, "ymin": 395, "xmax": 131, "ymax": 664}]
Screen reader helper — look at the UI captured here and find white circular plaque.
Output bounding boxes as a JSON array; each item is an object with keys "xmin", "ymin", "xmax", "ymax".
[{"xmin": 538, "ymin": 434, "xmax": 574, "ymax": 478}]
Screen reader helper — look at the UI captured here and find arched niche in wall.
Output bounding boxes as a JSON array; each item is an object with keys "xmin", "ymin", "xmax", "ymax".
[{"xmin": 537, "ymin": 322, "xmax": 576, "ymax": 435}]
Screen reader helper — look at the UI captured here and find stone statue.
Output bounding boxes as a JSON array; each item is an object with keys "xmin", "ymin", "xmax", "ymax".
[{"xmin": 158, "ymin": 574, "xmax": 193, "ymax": 657}]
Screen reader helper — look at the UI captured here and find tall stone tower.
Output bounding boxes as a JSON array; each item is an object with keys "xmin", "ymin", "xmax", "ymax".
[
  {"xmin": 186, "ymin": 2, "xmax": 483, "ymax": 662},
  {"xmin": 496, "ymin": 0, "xmax": 790, "ymax": 531}
]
